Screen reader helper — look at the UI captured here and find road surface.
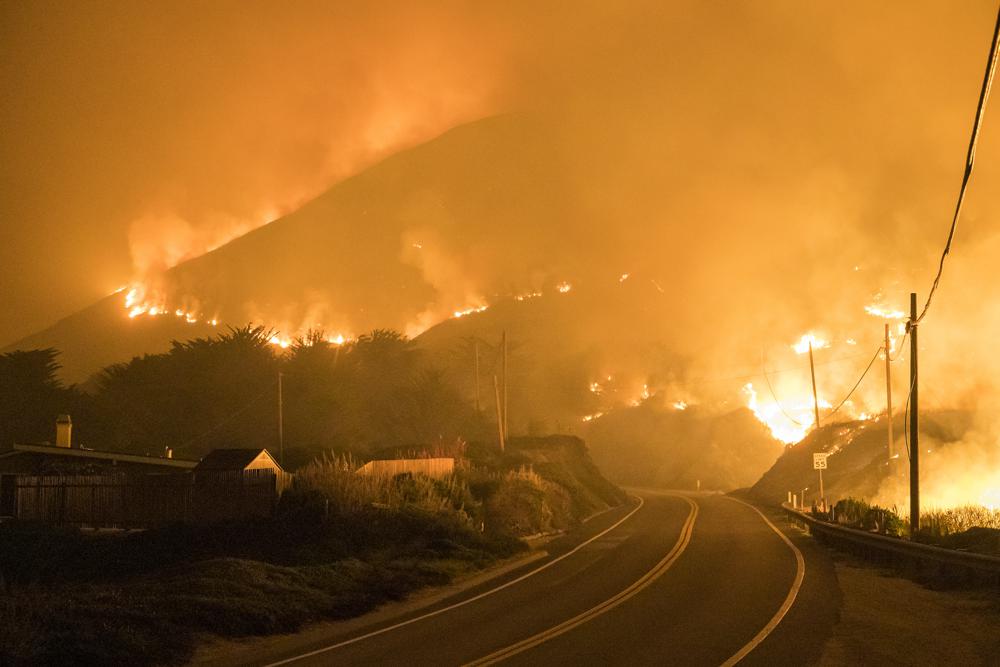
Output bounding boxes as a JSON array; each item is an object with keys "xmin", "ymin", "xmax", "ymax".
[{"xmin": 234, "ymin": 490, "xmax": 838, "ymax": 666}]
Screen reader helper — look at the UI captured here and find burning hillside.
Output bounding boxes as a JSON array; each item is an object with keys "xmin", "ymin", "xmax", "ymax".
[
  {"xmin": 750, "ymin": 409, "xmax": 999, "ymax": 513},
  {"xmin": 4, "ymin": 76, "xmax": 1000, "ymax": 509}
]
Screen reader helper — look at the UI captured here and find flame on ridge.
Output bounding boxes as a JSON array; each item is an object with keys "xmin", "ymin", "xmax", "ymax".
[
  {"xmin": 792, "ymin": 333, "xmax": 828, "ymax": 355},
  {"xmin": 121, "ymin": 281, "xmax": 352, "ymax": 350},
  {"xmin": 743, "ymin": 382, "xmax": 833, "ymax": 444},
  {"xmin": 864, "ymin": 304, "xmax": 906, "ymax": 320}
]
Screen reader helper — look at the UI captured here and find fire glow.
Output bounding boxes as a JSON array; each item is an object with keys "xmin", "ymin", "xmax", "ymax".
[
  {"xmin": 122, "ymin": 281, "xmax": 353, "ymax": 350},
  {"xmin": 452, "ymin": 304, "xmax": 489, "ymax": 319},
  {"xmin": 792, "ymin": 333, "xmax": 828, "ymax": 355},
  {"xmin": 743, "ymin": 382, "xmax": 833, "ymax": 444}
]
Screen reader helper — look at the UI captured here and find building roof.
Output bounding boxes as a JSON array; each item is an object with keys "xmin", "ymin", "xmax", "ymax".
[
  {"xmin": 194, "ymin": 448, "xmax": 281, "ymax": 472},
  {"xmin": 0, "ymin": 443, "xmax": 197, "ymax": 470}
]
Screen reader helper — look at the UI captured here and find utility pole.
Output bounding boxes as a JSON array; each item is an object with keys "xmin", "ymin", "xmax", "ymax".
[
  {"xmin": 493, "ymin": 375, "xmax": 505, "ymax": 452},
  {"xmin": 502, "ymin": 331, "xmax": 508, "ymax": 439},
  {"xmin": 818, "ymin": 464, "xmax": 825, "ymax": 509},
  {"xmin": 474, "ymin": 339, "xmax": 481, "ymax": 413},
  {"xmin": 277, "ymin": 371, "xmax": 284, "ymax": 466},
  {"xmin": 909, "ymin": 292, "xmax": 920, "ymax": 534},
  {"xmin": 884, "ymin": 323, "xmax": 894, "ymax": 466},
  {"xmin": 808, "ymin": 340, "xmax": 824, "ymax": 510},
  {"xmin": 808, "ymin": 340, "xmax": 821, "ymax": 431}
]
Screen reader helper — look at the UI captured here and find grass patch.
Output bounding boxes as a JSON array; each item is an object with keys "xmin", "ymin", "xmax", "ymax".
[
  {"xmin": 0, "ymin": 441, "xmax": 622, "ymax": 665},
  {"xmin": 0, "ymin": 501, "xmax": 524, "ymax": 665},
  {"xmin": 816, "ymin": 498, "xmax": 1000, "ymax": 557}
]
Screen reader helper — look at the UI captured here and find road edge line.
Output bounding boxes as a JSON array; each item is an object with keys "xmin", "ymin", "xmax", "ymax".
[
  {"xmin": 262, "ymin": 495, "xmax": 646, "ymax": 667},
  {"xmin": 719, "ymin": 497, "xmax": 806, "ymax": 667}
]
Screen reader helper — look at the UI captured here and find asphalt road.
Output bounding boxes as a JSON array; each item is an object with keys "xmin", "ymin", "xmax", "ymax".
[{"xmin": 247, "ymin": 490, "xmax": 839, "ymax": 666}]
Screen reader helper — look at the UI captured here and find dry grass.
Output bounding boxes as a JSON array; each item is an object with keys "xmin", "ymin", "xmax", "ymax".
[
  {"xmin": 920, "ymin": 505, "xmax": 1000, "ymax": 537},
  {"xmin": 294, "ymin": 452, "xmax": 474, "ymax": 519}
]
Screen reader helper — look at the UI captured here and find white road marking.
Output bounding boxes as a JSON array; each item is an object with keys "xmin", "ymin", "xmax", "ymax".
[
  {"xmin": 719, "ymin": 497, "xmax": 806, "ymax": 666},
  {"xmin": 263, "ymin": 496, "xmax": 645, "ymax": 666},
  {"xmin": 464, "ymin": 494, "xmax": 699, "ymax": 666}
]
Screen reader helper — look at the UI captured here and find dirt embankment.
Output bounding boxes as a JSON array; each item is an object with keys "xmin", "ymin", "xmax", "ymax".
[{"xmin": 818, "ymin": 552, "xmax": 1000, "ymax": 666}]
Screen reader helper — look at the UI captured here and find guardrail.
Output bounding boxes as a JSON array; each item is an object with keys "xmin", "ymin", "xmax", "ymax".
[{"xmin": 782, "ymin": 503, "xmax": 1000, "ymax": 587}]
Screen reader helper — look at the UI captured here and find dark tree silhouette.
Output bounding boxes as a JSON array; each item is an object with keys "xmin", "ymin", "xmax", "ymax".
[{"xmin": 0, "ymin": 349, "xmax": 82, "ymax": 447}]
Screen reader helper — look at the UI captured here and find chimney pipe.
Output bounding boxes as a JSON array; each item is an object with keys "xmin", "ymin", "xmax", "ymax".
[{"xmin": 56, "ymin": 414, "xmax": 72, "ymax": 448}]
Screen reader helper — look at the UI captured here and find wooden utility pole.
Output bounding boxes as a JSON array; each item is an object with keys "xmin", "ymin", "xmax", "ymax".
[
  {"xmin": 818, "ymin": 465, "xmax": 825, "ymax": 508},
  {"xmin": 884, "ymin": 323, "xmax": 894, "ymax": 465},
  {"xmin": 502, "ymin": 331, "xmax": 508, "ymax": 438},
  {"xmin": 909, "ymin": 293, "xmax": 920, "ymax": 533},
  {"xmin": 493, "ymin": 375, "xmax": 505, "ymax": 452},
  {"xmin": 808, "ymin": 340, "xmax": 821, "ymax": 431},
  {"xmin": 277, "ymin": 371, "xmax": 284, "ymax": 466},
  {"xmin": 474, "ymin": 339, "xmax": 481, "ymax": 413},
  {"xmin": 808, "ymin": 340, "xmax": 824, "ymax": 509}
]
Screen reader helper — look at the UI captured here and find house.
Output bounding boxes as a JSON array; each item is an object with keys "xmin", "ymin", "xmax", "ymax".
[
  {"xmin": 0, "ymin": 417, "xmax": 289, "ymax": 524},
  {"xmin": 193, "ymin": 448, "xmax": 285, "ymax": 474},
  {"xmin": 0, "ymin": 416, "xmax": 197, "ymax": 518},
  {"xmin": 0, "ymin": 415, "xmax": 195, "ymax": 475}
]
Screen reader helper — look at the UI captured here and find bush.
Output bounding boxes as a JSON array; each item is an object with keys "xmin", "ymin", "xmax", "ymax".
[{"xmin": 829, "ymin": 498, "xmax": 904, "ymax": 537}]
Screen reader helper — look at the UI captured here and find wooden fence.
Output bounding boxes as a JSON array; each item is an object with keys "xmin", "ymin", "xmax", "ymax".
[
  {"xmin": 14, "ymin": 470, "xmax": 293, "ymax": 529},
  {"xmin": 355, "ymin": 457, "xmax": 455, "ymax": 479}
]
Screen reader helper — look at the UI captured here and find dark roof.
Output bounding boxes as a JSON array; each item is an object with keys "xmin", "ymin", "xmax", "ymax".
[
  {"xmin": 0, "ymin": 443, "xmax": 197, "ymax": 471},
  {"xmin": 194, "ymin": 448, "xmax": 274, "ymax": 471}
]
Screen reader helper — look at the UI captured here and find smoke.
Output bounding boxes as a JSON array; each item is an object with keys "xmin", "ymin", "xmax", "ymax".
[
  {"xmin": 0, "ymin": 1, "xmax": 510, "ymax": 344},
  {"xmin": 4, "ymin": 2, "xmax": 1000, "ymax": 505}
]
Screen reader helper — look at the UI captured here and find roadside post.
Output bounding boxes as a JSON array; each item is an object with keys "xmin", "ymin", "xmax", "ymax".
[{"xmin": 813, "ymin": 453, "xmax": 828, "ymax": 510}]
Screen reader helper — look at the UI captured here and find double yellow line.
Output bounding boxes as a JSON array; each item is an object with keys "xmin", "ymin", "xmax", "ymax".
[{"xmin": 465, "ymin": 494, "xmax": 699, "ymax": 666}]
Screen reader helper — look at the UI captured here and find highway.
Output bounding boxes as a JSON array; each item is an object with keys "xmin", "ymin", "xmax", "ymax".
[{"xmin": 244, "ymin": 490, "xmax": 838, "ymax": 666}]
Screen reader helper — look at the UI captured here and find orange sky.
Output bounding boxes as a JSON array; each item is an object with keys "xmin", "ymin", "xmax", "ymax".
[{"xmin": 2, "ymin": 0, "xmax": 999, "ymax": 350}]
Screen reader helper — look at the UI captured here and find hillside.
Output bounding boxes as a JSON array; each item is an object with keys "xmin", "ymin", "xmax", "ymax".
[
  {"xmin": 3, "ymin": 114, "xmax": 573, "ymax": 383},
  {"xmin": 584, "ymin": 403, "xmax": 784, "ymax": 491},
  {"xmin": 749, "ymin": 410, "xmax": 977, "ymax": 508}
]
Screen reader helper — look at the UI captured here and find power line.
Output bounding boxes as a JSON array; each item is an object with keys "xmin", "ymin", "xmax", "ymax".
[
  {"xmin": 917, "ymin": 5, "xmax": 1000, "ymax": 324},
  {"xmin": 179, "ymin": 387, "xmax": 272, "ymax": 450},
  {"xmin": 825, "ymin": 345, "xmax": 883, "ymax": 418},
  {"xmin": 682, "ymin": 349, "xmax": 877, "ymax": 387},
  {"xmin": 888, "ymin": 330, "xmax": 909, "ymax": 363},
  {"xmin": 760, "ymin": 349, "xmax": 806, "ymax": 426},
  {"xmin": 902, "ymin": 369, "xmax": 917, "ymax": 462}
]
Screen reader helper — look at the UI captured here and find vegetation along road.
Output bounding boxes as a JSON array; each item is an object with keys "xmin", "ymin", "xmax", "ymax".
[{"xmin": 221, "ymin": 490, "xmax": 838, "ymax": 666}]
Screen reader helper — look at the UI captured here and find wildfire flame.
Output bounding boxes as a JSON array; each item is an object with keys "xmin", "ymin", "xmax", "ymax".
[
  {"xmin": 792, "ymin": 333, "xmax": 829, "ymax": 355},
  {"xmin": 743, "ymin": 382, "xmax": 831, "ymax": 444},
  {"xmin": 864, "ymin": 304, "xmax": 906, "ymax": 320},
  {"xmin": 452, "ymin": 304, "xmax": 489, "ymax": 319},
  {"xmin": 122, "ymin": 280, "xmax": 354, "ymax": 350}
]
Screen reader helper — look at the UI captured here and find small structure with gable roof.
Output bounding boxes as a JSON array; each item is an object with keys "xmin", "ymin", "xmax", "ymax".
[{"xmin": 193, "ymin": 448, "xmax": 285, "ymax": 474}]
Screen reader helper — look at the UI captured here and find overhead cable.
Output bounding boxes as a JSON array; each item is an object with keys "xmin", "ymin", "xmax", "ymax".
[{"xmin": 917, "ymin": 5, "xmax": 1000, "ymax": 324}]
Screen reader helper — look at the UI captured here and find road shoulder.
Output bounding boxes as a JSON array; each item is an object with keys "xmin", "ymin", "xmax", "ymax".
[
  {"xmin": 190, "ymin": 548, "xmax": 549, "ymax": 666},
  {"xmin": 815, "ymin": 551, "xmax": 1000, "ymax": 666},
  {"xmin": 191, "ymin": 498, "xmax": 638, "ymax": 666}
]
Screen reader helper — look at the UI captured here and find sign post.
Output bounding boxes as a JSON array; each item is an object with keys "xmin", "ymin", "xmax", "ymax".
[{"xmin": 813, "ymin": 452, "xmax": 828, "ymax": 509}]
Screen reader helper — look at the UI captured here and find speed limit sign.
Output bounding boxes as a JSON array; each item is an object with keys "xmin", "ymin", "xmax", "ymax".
[{"xmin": 813, "ymin": 453, "xmax": 828, "ymax": 470}]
